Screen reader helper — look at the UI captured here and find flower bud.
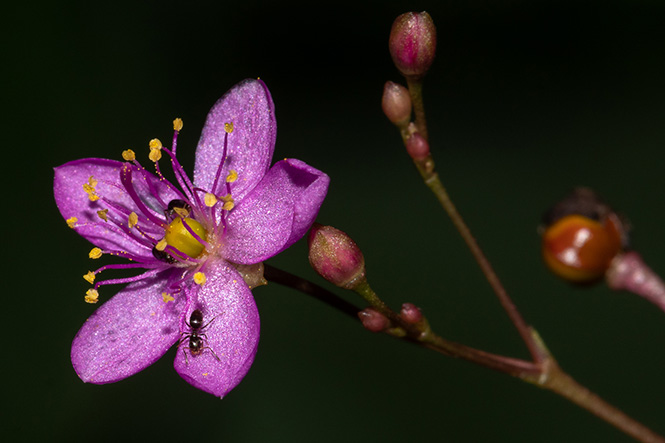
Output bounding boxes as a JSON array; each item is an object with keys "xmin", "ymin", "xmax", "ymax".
[
  {"xmin": 399, "ymin": 303, "xmax": 423, "ymax": 324},
  {"xmin": 389, "ymin": 12, "xmax": 437, "ymax": 79},
  {"xmin": 405, "ymin": 132, "xmax": 430, "ymax": 160},
  {"xmin": 358, "ymin": 308, "xmax": 390, "ymax": 332},
  {"xmin": 382, "ymin": 81, "xmax": 412, "ymax": 126},
  {"xmin": 308, "ymin": 224, "xmax": 365, "ymax": 289}
]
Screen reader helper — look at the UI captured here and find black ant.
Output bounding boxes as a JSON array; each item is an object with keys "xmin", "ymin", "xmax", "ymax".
[{"xmin": 177, "ymin": 309, "xmax": 221, "ymax": 365}]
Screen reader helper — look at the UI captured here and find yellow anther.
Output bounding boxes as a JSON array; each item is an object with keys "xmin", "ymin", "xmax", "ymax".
[
  {"xmin": 204, "ymin": 193, "xmax": 218, "ymax": 207},
  {"xmin": 88, "ymin": 176, "xmax": 98, "ymax": 187},
  {"xmin": 97, "ymin": 209, "xmax": 109, "ymax": 221},
  {"xmin": 220, "ymin": 194, "xmax": 235, "ymax": 211},
  {"xmin": 83, "ymin": 176, "xmax": 99, "ymax": 201},
  {"xmin": 155, "ymin": 239, "xmax": 167, "ymax": 252},
  {"xmin": 88, "ymin": 194, "xmax": 100, "ymax": 202},
  {"xmin": 224, "ymin": 122, "xmax": 234, "ymax": 133},
  {"xmin": 149, "ymin": 148, "xmax": 162, "ymax": 162},
  {"xmin": 84, "ymin": 289, "xmax": 99, "ymax": 304},
  {"xmin": 149, "ymin": 138, "xmax": 163, "ymax": 150},
  {"xmin": 193, "ymin": 272, "xmax": 206, "ymax": 285},
  {"xmin": 66, "ymin": 217, "xmax": 78, "ymax": 228},
  {"xmin": 173, "ymin": 118, "xmax": 183, "ymax": 131},
  {"xmin": 122, "ymin": 149, "xmax": 136, "ymax": 161},
  {"xmin": 89, "ymin": 248, "xmax": 103, "ymax": 259},
  {"xmin": 226, "ymin": 170, "xmax": 238, "ymax": 183},
  {"xmin": 83, "ymin": 271, "xmax": 96, "ymax": 284},
  {"xmin": 128, "ymin": 212, "xmax": 139, "ymax": 228},
  {"xmin": 162, "ymin": 292, "xmax": 175, "ymax": 303}
]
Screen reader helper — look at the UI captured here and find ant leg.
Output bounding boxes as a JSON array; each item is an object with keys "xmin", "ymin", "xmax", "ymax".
[{"xmin": 204, "ymin": 346, "xmax": 221, "ymax": 362}]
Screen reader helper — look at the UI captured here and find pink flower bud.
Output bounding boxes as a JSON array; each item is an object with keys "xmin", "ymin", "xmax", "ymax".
[
  {"xmin": 308, "ymin": 224, "xmax": 366, "ymax": 289},
  {"xmin": 389, "ymin": 12, "xmax": 437, "ymax": 79},
  {"xmin": 405, "ymin": 132, "xmax": 430, "ymax": 160},
  {"xmin": 382, "ymin": 81, "xmax": 412, "ymax": 125},
  {"xmin": 400, "ymin": 303, "xmax": 422, "ymax": 324},
  {"xmin": 358, "ymin": 308, "xmax": 390, "ymax": 332}
]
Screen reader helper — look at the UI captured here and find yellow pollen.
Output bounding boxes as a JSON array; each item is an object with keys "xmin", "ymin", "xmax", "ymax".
[
  {"xmin": 122, "ymin": 149, "xmax": 136, "ymax": 161},
  {"xmin": 66, "ymin": 217, "xmax": 78, "ymax": 228},
  {"xmin": 149, "ymin": 138, "xmax": 163, "ymax": 150},
  {"xmin": 89, "ymin": 248, "xmax": 103, "ymax": 259},
  {"xmin": 155, "ymin": 239, "xmax": 167, "ymax": 252},
  {"xmin": 224, "ymin": 122, "xmax": 234, "ymax": 133},
  {"xmin": 88, "ymin": 176, "xmax": 98, "ymax": 187},
  {"xmin": 128, "ymin": 212, "xmax": 139, "ymax": 228},
  {"xmin": 97, "ymin": 209, "xmax": 109, "ymax": 221},
  {"xmin": 149, "ymin": 148, "xmax": 162, "ymax": 162},
  {"xmin": 193, "ymin": 272, "xmax": 206, "ymax": 285},
  {"xmin": 204, "ymin": 193, "xmax": 218, "ymax": 207},
  {"xmin": 84, "ymin": 289, "xmax": 99, "ymax": 304},
  {"xmin": 88, "ymin": 194, "xmax": 100, "ymax": 202},
  {"xmin": 173, "ymin": 118, "xmax": 183, "ymax": 131},
  {"xmin": 83, "ymin": 271, "xmax": 96, "ymax": 284},
  {"xmin": 162, "ymin": 292, "xmax": 175, "ymax": 303},
  {"xmin": 226, "ymin": 170, "xmax": 238, "ymax": 183},
  {"xmin": 220, "ymin": 194, "xmax": 235, "ymax": 211}
]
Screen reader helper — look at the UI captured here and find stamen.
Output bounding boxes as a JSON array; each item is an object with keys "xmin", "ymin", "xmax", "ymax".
[
  {"xmin": 83, "ymin": 176, "xmax": 100, "ymax": 201},
  {"xmin": 97, "ymin": 209, "xmax": 109, "ymax": 221},
  {"xmin": 89, "ymin": 248, "xmax": 103, "ymax": 259},
  {"xmin": 83, "ymin": 271, "xmax": 96, "ymax": 284},
  {"xmin": 226, "ymin": 170, "xmax": 238, "ymax": 183},
  {"xmin": 120, "ymin": 163, "xmax": 170, "ymax": 227},
  {"xmin": 161, "ymin": 147, "xmax": 201, "ymax": 208},
  {"xmin": 122, "ymin": 149, "xmax": 136, "ymax": 161},
  {"xmin": 66, "ymin": 217, "xmax": 78, "ymax": 228},
  {"xmin": 162, "ymin": 292, "xmax": 175, "ymax": 303},
  {"xmin": 224, "ymin": 122, "xmax": 234, "ymax": 133},
  {"xmin": 204, "ymin": 193, "xmax": 218, "ymax": 207},
  {"xmin": 85, "ymin": 289, "xmax": 99, "ymax": 304},
  {"xmin": 149, "ymin": 138, "xmax": 163, "ymax": 150},
  {"xmin": 220, "ymin": 194, "xmax": 235, "ymax": 211},
  {"xmin": 193, "ymin": 272, "xmax": 206, "ymax": 285},
  {"xmin": 128, "ymin": 212, "xmax": 139, "ymax": 228},
  {"xmin": 149, "ymin": 148, "xmax": 162, "ymax": 162},
  {"xmin": 173, "ymin": 118, "xmax": 183, "ymax": 132},
  {"xmin": 210, "ymin": 128, "xmax": 230, "ymax": 196},
  {"xmin": 93, "ymin": 269, "xmax": 161, "ymax": 290}
]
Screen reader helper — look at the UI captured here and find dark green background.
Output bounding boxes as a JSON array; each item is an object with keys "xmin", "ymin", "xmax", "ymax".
[{"xmin": 6, "ymin": 1, "xmax": 664, "ymax": 441}]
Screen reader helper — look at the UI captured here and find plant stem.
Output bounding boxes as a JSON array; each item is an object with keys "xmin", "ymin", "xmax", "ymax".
[
  {"xmin": 540, "ymin": 361, "xmax": 665, "ymax": 443},
  {"xmin": 414, "ymin": 162, "xmax": 543, "ymax": 363},
  {"xmin": 407, "ymin": 78, "xmax": 428, "ymax": 141}
]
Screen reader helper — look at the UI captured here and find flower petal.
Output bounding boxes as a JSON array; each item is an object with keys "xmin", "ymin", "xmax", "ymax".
[
  {"xmin": 54, "ymin": 159, "xmax": 181, "ymax": 257},
  {"xmin": 174, "ymin": 259, "xmax": 260, "ymax": 398},
  {"xmin": 71, "ymin": 269, "xmax": 184, "ymax": 384},
  {"xmin": 223, "ymin": 159, "xmax": 330, "ymax": 264},
  {"xmin": 193, "ymin": 79, "xmax": 276, "ymax": 200}
]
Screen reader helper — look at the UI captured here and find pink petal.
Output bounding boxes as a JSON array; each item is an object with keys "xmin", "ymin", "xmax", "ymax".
[
  {"xmin": 71, "ymin": 269, "xmax": 184, "ymax": 384},
  {"xmin": 193, "ymin": 79, "xmax": 276, "ymax": 200},
  {"xmin": 54, "ymin": 158, "xmax": 181, "ymax": 257},
  {"xmin": 174, "ymin": 259, "xmax": 260, "ymax": 398},
  {"xmin": 223, "ymin": 159, "xmax": 329, "ymax": 264}
]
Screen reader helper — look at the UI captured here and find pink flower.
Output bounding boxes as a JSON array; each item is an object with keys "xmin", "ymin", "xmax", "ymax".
[{"xmin": 54, "ymin": 79, "xmax": 329, "ymax": 397}]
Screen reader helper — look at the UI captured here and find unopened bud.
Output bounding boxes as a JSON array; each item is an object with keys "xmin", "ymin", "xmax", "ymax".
[
  {"xmin": 308, "ymin": 224, "xmax": 365, "ymax": 289},
  {"xmin": 358, "ymin": 308, "xmax": 390, "ymax": 332},
  {"xmin": 405, "ymin": 132, "xmax": 430, "ymax": 160},
  {"xmin": 382, "ymin": 81, "xmax": 412, "ymax": 126},
  {"xmin": 400, "ymin": 303, "xmax": 423, "ymax": 324},
  {"xmin": 389, "ymin": 11, "xmax": 437, "ymax": 79}
]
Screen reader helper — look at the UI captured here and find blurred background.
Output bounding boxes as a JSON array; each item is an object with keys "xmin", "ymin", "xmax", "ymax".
[{"xmin": 5, "ymin": 0, "xmax": 665, "ymax": 441}]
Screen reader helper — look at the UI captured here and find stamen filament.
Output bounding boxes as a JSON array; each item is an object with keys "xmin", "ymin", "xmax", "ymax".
[{"xmin": 120, "ymin": 163, "xmax": 170, "ymax": 227}]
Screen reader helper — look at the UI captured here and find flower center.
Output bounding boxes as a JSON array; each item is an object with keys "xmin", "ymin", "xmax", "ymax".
[{"xmin": 165, "ymin": 217, "xmax": 208, "ymax": 258}]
